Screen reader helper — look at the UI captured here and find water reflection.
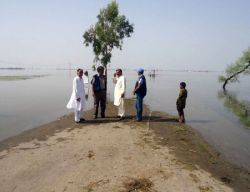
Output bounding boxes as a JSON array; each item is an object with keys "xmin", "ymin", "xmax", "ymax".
[{"xmin": 218, "ymin": 90, "xmax": 250, "ymax": 128}]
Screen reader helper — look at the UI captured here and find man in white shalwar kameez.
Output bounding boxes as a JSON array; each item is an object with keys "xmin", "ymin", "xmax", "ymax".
[
  {"xmin": 66, "ymin": 69, "xmax": 86, "ymax": 123},
  {"xmin": 113, "ymin": 69, "xmax": 126, "ymax": 120}
]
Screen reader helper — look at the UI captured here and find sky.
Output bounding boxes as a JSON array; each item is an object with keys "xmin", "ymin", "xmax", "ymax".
[{"xmin": 0, "ymin": 0, "xmax": 250, "ymax": 70}]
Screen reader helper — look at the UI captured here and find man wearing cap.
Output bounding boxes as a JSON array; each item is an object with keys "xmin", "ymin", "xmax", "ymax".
[
  {"xmin": 133, "ymin": 68, "xmax": 147, "ymax": 121},
  {"xmin": 91, "ymin": 66, "xmax": 107, "ymax": 119}
]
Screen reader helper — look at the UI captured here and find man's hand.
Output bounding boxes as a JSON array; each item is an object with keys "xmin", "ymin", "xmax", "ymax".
[
  {"xmin": 133, "ymin": 90, "xmax": 135, "ymax": 95},
  {"xmin": 121, "ymin": 93, "xmax": 125, "ymax": 98},
  {"xmin": 92, "ymin": 92, "xmax": 95, "ymax": 97},
  {"xmin": 77, "ymin": 98, "xmax": 81, "ymax": 102},
  {"xmin": 113, "ymin": 73, "xmax": 116, "ymax": 77}
]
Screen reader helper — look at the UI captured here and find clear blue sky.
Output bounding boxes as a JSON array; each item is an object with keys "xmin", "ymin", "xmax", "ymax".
[{"xmin": 0, "ymin": 0, "xmax": 250, "ymax": 70}]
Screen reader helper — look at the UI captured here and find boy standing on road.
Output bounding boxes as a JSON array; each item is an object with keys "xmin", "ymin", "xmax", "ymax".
[{"xmin": 176, "ymin": 82, "xmax": 188, "ymax": 123}]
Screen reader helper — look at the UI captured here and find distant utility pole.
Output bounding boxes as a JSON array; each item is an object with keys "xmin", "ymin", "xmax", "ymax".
[{"xmin": 68, "ymin": 62, "xmax": 71, "ymax": 71}]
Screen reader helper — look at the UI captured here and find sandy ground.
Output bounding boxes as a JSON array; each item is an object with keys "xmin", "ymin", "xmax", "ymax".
[{"xmin": 0, "ymin": 100, "xmax": 249, "ymax": 192}]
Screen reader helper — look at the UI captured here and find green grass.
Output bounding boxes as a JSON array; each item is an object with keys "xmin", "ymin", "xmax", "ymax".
[{"xmin": 0, "ymin": 75, "xmax": 46, "ymax": 81}]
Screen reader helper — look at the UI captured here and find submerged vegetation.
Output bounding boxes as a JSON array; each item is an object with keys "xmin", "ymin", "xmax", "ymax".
[
  {"xmin": 219, "ymin": 47, "xmax": 250, "ymax": 90},
  {"xmin": 0, "ymin": 75, "xmax": 46, "ymax": 81},
  {"xmin": 218, "ymin": 90, "xmax": 250, "ymax": 128}
]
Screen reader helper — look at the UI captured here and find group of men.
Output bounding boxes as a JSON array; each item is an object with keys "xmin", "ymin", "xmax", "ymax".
[{"xmin": 66, "ymin": 66, "xmax": 147, "ymax": 123}]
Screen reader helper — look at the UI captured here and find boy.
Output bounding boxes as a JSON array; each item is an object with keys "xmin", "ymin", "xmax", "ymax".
[{"xmin": 176, "ymin": 82, "xmax": 188, "ymax": 123}]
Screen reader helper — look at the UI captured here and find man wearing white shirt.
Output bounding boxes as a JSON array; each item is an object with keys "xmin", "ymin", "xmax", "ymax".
[
  {"xmin": 66, "ymin": 69, "xmax": 86, "ymax": 123},
  {"xmin": 113, "ymin": 69, "xmax": 126, "ymax": 120}
]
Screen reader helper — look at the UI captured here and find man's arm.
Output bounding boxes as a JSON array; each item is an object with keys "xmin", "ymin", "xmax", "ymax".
[
  {"xmin": 133, "ymin": 84, "xmax": 140, "ymax": 95},
  {"xmin": 121, "ymin": 77, "xmax": 126, "ymax": 97},
  {"xmin": 113, "ymin": 72, "xmax": 117, "ymax": 84},
  {"xmin": 73, "ymin": 78, "xmax": 81, "ymax": 101},
  {"xmin": 133, "ymin": 77, "xmax": 143, "ymax": 95},
  {"xmin": 133, "ymin": 80, "xmax": 141, "ymax": 95},
  {"xmin": 113, "ymin": 77, "xmax": 117, "ymax": 84},
  {"xmin": 91, "ymin": 77, "xmax": 95, "ymax": 97}
]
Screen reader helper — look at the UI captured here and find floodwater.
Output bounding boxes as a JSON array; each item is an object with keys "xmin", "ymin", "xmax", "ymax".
[{"xmin": 0, "ymin": 69, "xmax": 250, "ymax": 171}]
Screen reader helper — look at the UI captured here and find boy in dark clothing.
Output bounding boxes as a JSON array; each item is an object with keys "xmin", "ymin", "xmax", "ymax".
[
  {"xmin": 176, "ymin": 82, "xmax": 188, "ymax": 123},
  {"xmin": 91, "ymin": 66, "xmax": 107, "ymax": 119}
]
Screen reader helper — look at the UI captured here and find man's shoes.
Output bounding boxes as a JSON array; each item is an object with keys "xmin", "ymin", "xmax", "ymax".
[
  {"xmin": 116, "ymin": 115, "xmax": 121, "ymax": 118},
  {"xmin": 101, "ymin": 114, "xmax": 105, "ymax": 118},
  {"xmin": 119, "ymin": 116, "xmax": 125, "ymax": 121},
  {"xmin": 75, "ymin": 118, "xmax": 85, "ymax": 124}
]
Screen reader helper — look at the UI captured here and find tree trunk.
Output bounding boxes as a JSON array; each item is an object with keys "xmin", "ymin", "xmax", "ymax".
[
  {"xmin": 223, "ymin": 61, "xmax": 250, "ymax": 90},
  {"xmin": 104, "ymin": 65, "xmax": 108, "ymax": 100},
  {"xmin": 222, "ymin": 79, "xmax": 228, "ymax": 90}
]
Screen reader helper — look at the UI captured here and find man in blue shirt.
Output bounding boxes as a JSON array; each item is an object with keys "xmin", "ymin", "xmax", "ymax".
[{"xmin": 133, "ymin": 68, "xmax": 147, "ymax": 121}]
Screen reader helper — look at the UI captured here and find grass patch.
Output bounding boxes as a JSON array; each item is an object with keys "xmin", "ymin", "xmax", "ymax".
[
  {"xmin": 122, "ymin": 177, "xmax": 156, "ymax": 192},
  {"xmin": 0, "ymin": 75, "xmax": 46, "ymax": 81}
]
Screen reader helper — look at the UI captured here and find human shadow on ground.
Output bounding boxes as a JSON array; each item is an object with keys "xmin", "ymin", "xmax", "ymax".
[
  {"xmin": 80, "ymin": 115, "xmax": 178, "ymax": 124},
  {"xmin": 186, "ymin": 120, "xmax": 216, "ymax": 124}
]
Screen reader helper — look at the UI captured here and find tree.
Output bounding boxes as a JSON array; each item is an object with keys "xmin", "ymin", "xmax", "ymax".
[
  {"xmin": 83, "ymin": 1, "xmax": 134, "ymax": 75},
  {"xmin": 219, "ymin": 47, "xmax": 250, "ymax": 90}
]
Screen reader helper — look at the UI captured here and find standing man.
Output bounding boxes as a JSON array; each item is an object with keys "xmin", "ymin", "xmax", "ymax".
[
  {"xmin": 133, "ymin": 68, "xmax": 147, "ymax": 122},
  {"xmin": 91, "ymin": 66, "xmax": 107, "ymax": 119},
  {"xmin": 66, "ymin": 68, "xmax": 86, "ymax": 123},
  {"xmin": 83, "ymin": 70, "xmax": 89, "ymax": 100},
  {"xmin": 113, "ymin": 68, "xmax": 126, "ymax": 120}
]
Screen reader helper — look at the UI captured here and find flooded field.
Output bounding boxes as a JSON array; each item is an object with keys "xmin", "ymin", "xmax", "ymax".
[{"xmin": 0, "ymin": 68, "xmax": 250, "ymax": 170}]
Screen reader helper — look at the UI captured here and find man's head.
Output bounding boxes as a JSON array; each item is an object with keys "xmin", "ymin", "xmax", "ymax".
[
  {"xmin": 77, "ymin": 68, "xmax": 83, "ymax": 77},
  {"xmin": 180, "ymin": 82, "xmax": 186, "ymax": 89},
  {"xmin": 97, "ymin": 66, "xmax": 104, "ymax": 75},
  {"xmin": 115, "ymin": 68, "xmax": 122, "ymax": 77},
  {"xmin": 137, "ymin": 68, "xmax": 144, "ymax": 75},
  {"xmin": 84, "ymin": 70, "xmax": 88, "ymax": 76}
]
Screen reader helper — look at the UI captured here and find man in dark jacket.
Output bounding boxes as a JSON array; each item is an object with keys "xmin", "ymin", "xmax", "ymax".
[
  {"xmin": 133, "ymin": 68, "xmax": 147, "ymax": 121},
  {"xmin": 91, "ymin": 66, "xmax": 107, "ymax": 119}
]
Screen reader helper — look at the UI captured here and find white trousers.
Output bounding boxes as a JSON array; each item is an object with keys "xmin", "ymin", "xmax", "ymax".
[
  {"xmin": 75, "ymin": 110, "xmax": 82, "ymax": 122},
  {"xmin": 118, "ymin": 98, "xmax": 125, "ymax": 117}
]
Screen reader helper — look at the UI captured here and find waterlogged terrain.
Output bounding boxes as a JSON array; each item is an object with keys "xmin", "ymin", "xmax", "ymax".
[{"xmin": 0, "ymin": 69, "xmax": 250, "ymax": 171}]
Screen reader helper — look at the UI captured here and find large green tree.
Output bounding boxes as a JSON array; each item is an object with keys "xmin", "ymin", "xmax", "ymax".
[
  {"xmin": 219, "ymin": 47, "xmax": 250, "ymax": 90},
  {"xmin": 83, "ymin": 1, "xmax": 134, "ymax": 74}
]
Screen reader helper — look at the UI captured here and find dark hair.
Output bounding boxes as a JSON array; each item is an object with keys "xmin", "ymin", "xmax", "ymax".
[
  {"xmin": 180, "ymin": 82, "xmax": 186, "ymax": 88},
  {"xmin": 97, "ymin": 66, "xmax": 104, "ymax": 72},
  {"xmin": 116, "ymin": 68, "xmax": 122, "ymax": 73},
  {"xmin": 77, "ymin": 68, "xmax": 83, "ymax": 73}
]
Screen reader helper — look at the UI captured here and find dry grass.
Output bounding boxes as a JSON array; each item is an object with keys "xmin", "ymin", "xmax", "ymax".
[
  {"xmin": 122, "ymin": 177, "xmax": 156, "ymax": 192},
  {"xmin": 87, "ymin": 150, "xmax": 95, "ymax": 159}
]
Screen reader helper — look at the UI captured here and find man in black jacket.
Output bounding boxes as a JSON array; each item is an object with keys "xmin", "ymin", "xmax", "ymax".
[{"xmin": 91, "ymin": 66, "xmax": 107, "ymax": 119}]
